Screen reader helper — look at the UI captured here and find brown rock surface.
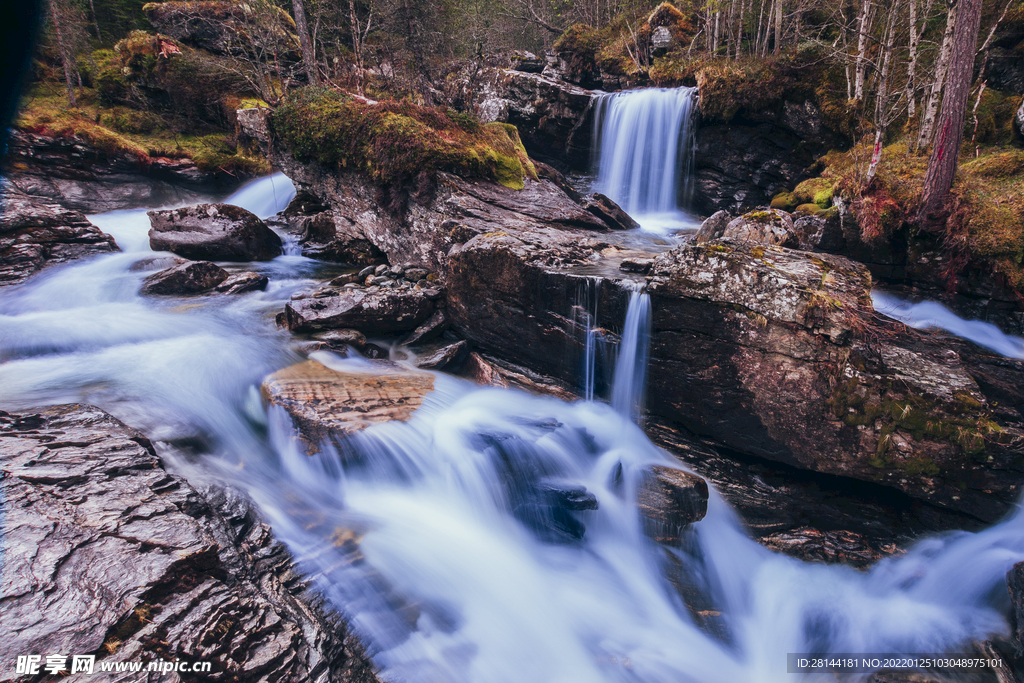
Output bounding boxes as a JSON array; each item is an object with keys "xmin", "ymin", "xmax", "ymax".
[
  {"xmin": 261, "ymin": 360, "xmax": 435, "ymax": 448},
  {"xmin": 636, "ymin": 465, "xmax": 710, "ymax": 544},
  {"xmin": 148, "ymin": 203, "xmax": 282, "ymax": 261}
]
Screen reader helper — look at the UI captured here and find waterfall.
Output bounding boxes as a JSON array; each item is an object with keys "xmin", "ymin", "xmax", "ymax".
[
  {"xmin": 610, "ymin": 285, "xmax": 651, "ymax": 423},
  {"xmin": 592, "ymin": 87, "xmax": 699, "ymax": 233}
]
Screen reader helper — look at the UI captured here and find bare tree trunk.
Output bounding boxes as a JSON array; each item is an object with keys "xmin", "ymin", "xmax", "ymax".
[
  {"xmin": 48, "ymin": 0, "xmax": 77, "ymax": 107},
  {"xmin": 918, "ymin": 0, "xmax": 983, "ymax": 226},
  {"xmin": 906, "ymin": 0, "xmax": 919, "ymax": 118},
  {"xmin": 867, "ymin": 0, "xmax": 899, "ymax": 182},
  {"xmin": 349, "ymin": 0, "xmax": 363, "ymax": 94},
  {"xmin": 916, "ymin": 0, "xmax": 958, "ymax": 151},
  {"xmin": 755, "ymin": 0, "xmax": 768, "ymax": 56},
  {"xmin": 853, "ymin": 0, "xmax": 874, "ymax": 101},
  {"xmin": 88, "ymin": 0, "xmax": 100, "ymax": 41},
  {"xmin": 773, "ymin": 0, "xmax": 782, "ymax": 54},
  {"xmin": 291, "ymin": 0, "xmax": 320, "ymax": 85}
]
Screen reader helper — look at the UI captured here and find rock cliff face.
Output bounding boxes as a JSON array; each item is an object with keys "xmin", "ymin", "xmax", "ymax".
[
  {"xmin": 0, "ymin": 185, "xmax": 118, "ymax": 286},
  {"xmin": 3, "ymin": 129, "xmax": 248, "ymax": 213},
  {"xmin": 0, "ymin": 404, "xmax": 380, "ymax": 683}
]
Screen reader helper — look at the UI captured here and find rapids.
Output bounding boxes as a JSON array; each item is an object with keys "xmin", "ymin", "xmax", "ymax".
[{"xmin": 1, "ymin": 174, "xmax": 1023, "ymax": 682}]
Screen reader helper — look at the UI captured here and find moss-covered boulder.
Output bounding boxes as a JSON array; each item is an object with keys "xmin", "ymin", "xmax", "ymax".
[
  {"xmin": 271, "ymin": 88, "xmax": 537, "ymax": 191},
  {"xmin": 142, "ymin": 1, "xmax": 299, "ymax": 58}
]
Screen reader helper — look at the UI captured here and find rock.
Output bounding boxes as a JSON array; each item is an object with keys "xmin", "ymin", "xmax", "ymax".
[
  {"xmin": 290, "ymin": 211, "xmax": 385, "ymax": 265},
  {"xmin": 404, "ymin": 267, "xmax": 429, "ymax": 281},
  {"xmin": 636, "ymin": 465, "xmax": 710, "ymax": 544},
  {"xmin": 512, "ymin": 482, "xmax": 599, "ymax": 543},
  {"xmin": 3, "ymin": 129, "xmax": 247, "ymax": 213},
  {"xmin": 693, "ymin": 210, "xmax": 732, "ymax": 243},
  {"xmin": 585, "ymin": 193, "xmax": 640, "ymax": 230},
  {"xmin": 793, "ymin": 213, "xmax": 845, "ymax": 252},
  {"xmin": 140, "ymin": 260, "xmax": 228, "ymax": 295},
  {"xmin": 214, "ymin": 270, "xmax": 269, "ymax": 294},
  {"xmin": 644, "ymin": 240, "xmax": 1024, "ymax": 522},
  {"xmin": 0, "ymin": 185, "xmax": 119, "ymax": 286},
  {"xmin": 1009, "ymin": 562, "xmax": 1024, "ymax": 651},
  {"xmin": 472, "ymin": 69, "xmax": 596, "ymax": 168},
  {"xmin": 148, "ymin": 203, "xmax": 283, "ymax": 261},
  {"xmin": 619, "ymin": 258, "xmax": 654, "ymax": 274},
  {"xmin": 415, "ymin": 340, "xmax": 470, "ymax": 371},
  {"xmin": 1017, "ymin": 96, "xmax": 1024, "ymax": 139},
  {"xmin": 284, "ymin": 288, "xmax": 438, "ymax": 334},
  {"xmin": 989, "ymin": 48, "xmax": 1024, "ymax": 95},
  {"xmin": 403, "ymin": 310, "xmax": 450, "ymax": 345},
  {"xmin": 721, "ymin": 209, "xmax": 798, "ymax": 247},
  {"xmin": 511, "ymin": 51, "xmax": 546, "ymax": 73},
  {"xmin": 313, "ymin": 329, "xmax": 368, "ymax": 349},
  {"xmin": 759, "ymin": 528, "xmax": 888, "ymax": 568},
  {"xmin": 261, "ymin": 359, "xmax": 435, "ymax": 448},
  {"xmin": 143, "ymin": 1, "xmax": 299, "ymax": 58},
  {"xmin": 0, "ymin": 404, "xmax": 380, "ymax": 683},
  {"xmin": 694, "ymin": 100, "xmax": 846, "ymax": 214},
  {"xmin": 651, "ymin": 25, "xmax": 674, "ymax": 56}
]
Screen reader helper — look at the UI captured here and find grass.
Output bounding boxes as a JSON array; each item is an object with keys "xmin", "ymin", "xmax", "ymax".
[{"xmin": 271, "ymin": 87, "xmax": 537, "ymax": 190}]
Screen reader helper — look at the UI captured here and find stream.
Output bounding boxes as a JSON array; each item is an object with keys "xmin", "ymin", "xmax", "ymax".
[{"xmin": 1, "ymin": 172, "xmax": 1023, "ymax": 682}]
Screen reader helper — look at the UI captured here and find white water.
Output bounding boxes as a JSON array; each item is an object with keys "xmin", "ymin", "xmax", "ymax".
[
  {"xmin": 2, "ymin": 177, "xmax": 1023, "ymax": 682},
  {"xmin": 592, "ymin": 87, "xmax": 702, "ymax": 235},
  {"xmin": 872, "ymin": 289, "xmax": 1024, "ymax": 358}
]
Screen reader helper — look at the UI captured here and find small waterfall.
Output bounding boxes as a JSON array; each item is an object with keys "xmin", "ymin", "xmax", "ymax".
[
  {"xmin": 611, "ymin": 285, "xmax": 651, "ymax": 423},
  {"xmin": 592, "ymin": 87, "xmax": 699, "ymax": 232},
  {"xmin": 223, "ymin": 172, "xmax": 297, "ymax": 219}
]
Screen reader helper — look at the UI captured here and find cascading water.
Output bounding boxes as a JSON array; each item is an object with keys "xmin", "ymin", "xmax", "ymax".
[
  {"xmin": 592, "ymin": 87, "xmax": 700, "ymax": 235},
  {"xmin": 2, "ymin": 177, "xmax": 1024, "ymax": 682}
]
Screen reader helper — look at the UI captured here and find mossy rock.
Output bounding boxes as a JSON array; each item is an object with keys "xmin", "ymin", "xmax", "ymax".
[
  {"xmin": 770, "ymin": 191, "xmax": 798, "ymax": 212},
  {"xmin": 271, "ymin": 88, "xmax": 537, "ymax": 190},
  {"xmin": 793, "ymin": 177, "xmax": 834, "ymax": 208},
  {"xmin": 795, "ymin": 203, "xmax": 823, "ymax": 216}
]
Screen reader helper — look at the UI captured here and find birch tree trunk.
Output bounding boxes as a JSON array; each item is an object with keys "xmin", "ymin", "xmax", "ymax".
[
  {"xmin": 916, "ymin": 0, "xmax": 958, "ymax": 151},
  {"xmin": 918, "ymin": 0, "xmax": 984, "ymax": 225},
  {"xmin": 853, "ymin": 0, "xmax": 874, "ymax": 101},
  {"xmin": 773, "ymin": 0, "xmax": 782, "ymax": 55},
  {"xmin": 291, "ymin": 0, "xmax": 320, "ymax": 85}
]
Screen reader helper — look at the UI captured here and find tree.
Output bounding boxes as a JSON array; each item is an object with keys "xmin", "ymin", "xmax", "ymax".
[
  {"xmin": 918, "ymin": 0, "xmax": 985, "ymax": 225},
  {"xmin": 291, "ymin": 0, "xmax": 320, "ymax": 85},
  {"xmin": 48, "ymin": 0, "xmax": 78, "ymax": 107}
]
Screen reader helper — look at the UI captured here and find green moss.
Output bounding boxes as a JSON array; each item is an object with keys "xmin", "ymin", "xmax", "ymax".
[
  {"xmin": 271, "ymin": 88, "xmax": 536, "ymax": 190},
  {"xmin": 793, "ymin": 177, "xmax": 834, "ymax": 207},
  {"xmin": 795, "ymin": 203, "xmax": 823, "ymax": 215},
  {"xmin": 770, "ymin": 192, "xmax": 798, "ymax": 211}
]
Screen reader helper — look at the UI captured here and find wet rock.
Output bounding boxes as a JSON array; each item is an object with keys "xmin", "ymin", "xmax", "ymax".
[
  {"xmin": 214, "ymin": 270, "xmax": 269, "ymax": 294},
  {"xmin": 721, "ymin": 208, "xmax": 798, "ymax": 247},
  {"xmin": 619, "ymin": 258, "xmax": 654, "ymax": 274},
  {"xmin": 313, "ymin": 329, "xmax": 368, "ymax": 350},
  {"xmin": 284, "ymin": 287, "xmax": 438, "ymax": 334},
  {"xmin": 0, "ymin": 404, "xmax": 380, "ymax": 683},
  {"xmin": 140, "ymin": 260, "xmax": 228, "ymax": 295},
  {"xmin": 693, "ymin": 210, "xmax": 732, "ymax": 243},
  {"xmin": 403, "ymin": 310, "xmax": 450, "ymax": 345},
  {"xmin": 290, "ymin": 211, "xmax": 385, "ymax": 265},
  {"xmin": 1016, "ymin": 96, "xmax": 1024, "ymax": 138},
  {"xmin": 148, "ymin": 203, "xmax": 283, "ymax": 261},
  {"xmin": 1009, "ymin": 562, "xmax": 1024, "ymax": 650},
  {"xmin": 636, "ymin": 465, "xmax": 710, "ymax": 544},
  {"xmin": 759, "ymin": 528, "xmax": 889, "ymax": 568},
  {"xmin": 585, "ymin": 193, "xmax": 640, "ymax": 231},
  {"xmin": 651, "ymin": 25, "xmax": 674, "ymax": 56},
  {"xmin": 0, "ymin": 186, "xmax": 119, "ymax": 286},
  {"xmin": 261, "ymin": 359, "xmax": 435, "ymax": 449},
  {"xmin": 3, "ymin": 129, "xmax": 248, "ymax": 213},
  {"xmin": 415, "ymin": 340, "xmax": 470, "ymax": 371},
  {"xmin": 512, "ymin": 482, "xmax": 599, "ymax": 543}
]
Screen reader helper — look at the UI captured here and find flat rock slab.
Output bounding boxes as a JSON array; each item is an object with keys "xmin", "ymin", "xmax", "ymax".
[
  {"xmin": 261, "ymin": 360, "xmax": 435, "ymax": 449},
  {"xmin": 0, "ymin": 404, "xmax": 380, "ymax": 683},
  {"xmin": 141, "ymin": 259, "xmax": 228, "ymax": 295},
  {"xmin": 148, "ymin": 203, "xmax": 282, "ymax": 261}
]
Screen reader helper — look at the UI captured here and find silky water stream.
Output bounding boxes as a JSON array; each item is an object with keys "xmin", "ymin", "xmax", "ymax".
[{"xmin": 1, "ymin": 176, "xmax": 1023, "ymax": 683}]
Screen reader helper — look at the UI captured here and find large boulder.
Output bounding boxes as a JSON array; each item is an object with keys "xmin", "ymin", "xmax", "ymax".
[
  {"xmin": 148, "ymin": 203, "xmax": 283, "ymax": 261},
  {"xmin": 0, "ymin": 186, "xmax": 118, "ymax": 285},
  {"xmin": 636, "ymin": 465, "xmax": 709, "ymax": 544},
  {"xmin": 261, "ymin": 359, "xmax": 435, "ymax": 449},
  {"xmin": 721, "ymin": 208, "xmax": 798, "ymax": 247},
  {"xmin": 0, "ymin": 404, "xmax": 380, "ymax": 683},
  {"xmin": 143, "ymin": 1, "xmax": 300, "ymax": 58}
]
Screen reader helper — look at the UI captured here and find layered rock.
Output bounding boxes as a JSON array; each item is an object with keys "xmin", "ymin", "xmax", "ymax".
[
  {"xmin": 149, "ymin": 203, "xmax": 283, "ymax": 261},
  {"xmin": 0, "ymin": 185, "xmax": 118, "ymax": 286},
  {"xmin": 636, "ymin": 465, "xmax": 709, "ymax": 544},
  {"xmin": 261, "ymin": 359, "xmax": 435, "ymax": 448},
  {"xmin": 0, "ymin": 404, "xmax": 379, "ymax": 683},
  {"xmin": 3, "ymin": 129, "xmax": 244, "ymax": 213},
  {"xmin": 285, "ymin": 287, "xmax": 440, "ymax": 334},
  {"xmin": 141, "ymin": 259, "xmax": 228, "ymax": 295}
]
